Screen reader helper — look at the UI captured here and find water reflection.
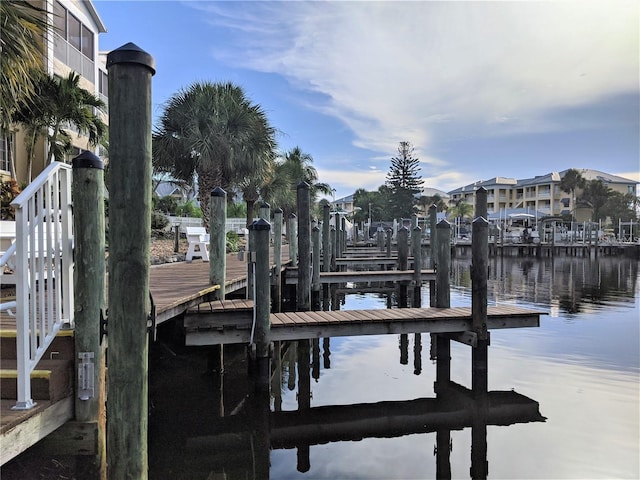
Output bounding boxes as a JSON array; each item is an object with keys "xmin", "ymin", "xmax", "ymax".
[
  {"xmin": 450, "ymin": 256, "xmax": 638, "ymax": 315},
  {"xmin": 146, "ymin": 255, "xmax": 638, "ymax": 479},
  {"xmin": 149, "ymin": 335, "xmax": 545, "ymax": 480}
]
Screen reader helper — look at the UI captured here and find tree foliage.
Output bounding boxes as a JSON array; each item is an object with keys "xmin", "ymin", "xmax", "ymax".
[
  {"xmin": 0, "ymin": 0, "xmax": 48, "ymax": 133},
  {"xmin": 448, "ymin": 199, "xmax": 473, "ymax": 221},
  {"xmin": 263, "ymin": 146, "xmax": 332, "ymax": 220},
  {"xmin": 12, "ymin": 72, "xmax": 106, "ymax": 181},
  {"xmin": 153, "ymin": 81, "xmax": 277, "ymax": 228},
  {"xmin": 385, "ymin": 141, "xmax": 423, "ymax": 220},
  {"xmin": 352, "ymin": 188, "xmax": 387, "ymax": 224},
  {"xmin": 559, "ymin": 169, "xmax": 586, "ymax": 220}
]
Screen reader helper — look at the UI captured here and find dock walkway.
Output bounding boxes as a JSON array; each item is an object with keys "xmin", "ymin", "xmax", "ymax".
[{"xmin": 184, "ymin": 301, "xmax": 541, "ymax": 346}]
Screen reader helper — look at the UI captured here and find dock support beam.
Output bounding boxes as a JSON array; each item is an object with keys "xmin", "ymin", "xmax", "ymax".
[
  {"xmin": 434, "ymin": 219, "xmax": 452, "ymax": 390},
  {"xmin": 312, "ymin": 225, "xmax": 321, "ymax": 309},
  {"xmin": 72, "ymin": 152, "xmax": 106, "ymax": 477},
  {"xmin": 297, "ymin": 182, "xmax": 311, "ymax": 312},
  {"xmin": 273, "ymin": 208, "xmax": 283, "ymax": 313},
  {"xmin": 412, "ymin": 225, "xmax": 422, "ymax": 307},
  {"xmin": 209, "ymin": 188, "xmax": 226, "ymax": 298},
  {"xmin": 106, "ymin": 42, "xmax": 155, "ymax": 480},
  {"xmin": 252, "ymin": 219, "xmax": 272, "ymax": 390},
  {"xmin": 322, "ymin": 204, "xmax": 331, "ymax": 273}
]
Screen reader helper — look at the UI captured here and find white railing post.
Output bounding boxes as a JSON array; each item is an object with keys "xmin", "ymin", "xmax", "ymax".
[
  {"xmin": 11, "ymin": 162, "xmax": 74, "ymax": 410},
  {"xmin": 13, "ymin": 197, "xmax": 33, "ymax": 410}
]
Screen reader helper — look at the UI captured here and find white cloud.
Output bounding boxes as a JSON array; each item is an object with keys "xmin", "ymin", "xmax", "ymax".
[{"xmin": 197, "ymin": 1, "xmax": 637, "ymax": 149}]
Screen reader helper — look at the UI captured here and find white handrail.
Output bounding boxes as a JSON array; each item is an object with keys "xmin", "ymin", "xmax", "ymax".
[{"xmin": 10, "ymin": 162, "xmax": 74, "ymax": 410}]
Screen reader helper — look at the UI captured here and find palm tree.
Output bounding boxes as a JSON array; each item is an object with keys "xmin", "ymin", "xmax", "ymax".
[
  {"xmin": 153, "ymin": 81, "xmax": 277, "ymax": 228},
  {"xmin": 0, "ymin": 0, "xmax": 49, "ymax": 177},
  {"xmin": 237, "ymin": 153, "xmax": 276, "ymax": 227},
  {"xmin": 559, "ymin": 169, "xmax": 585, "ymax": 221},
  {"xmin": 12, "ymin": 72, "xmax": 107, "ymax": 181},
  {"xmin": 449, "ymin": 199, "xmax": 473, "ymax": 221},
  {"xmin": 418, "ymin": 194, "xmax": 447, "ymax": 214},
  {"xmin": 264, "ymin": 146, "xmax": 332, "ymax": 219}
]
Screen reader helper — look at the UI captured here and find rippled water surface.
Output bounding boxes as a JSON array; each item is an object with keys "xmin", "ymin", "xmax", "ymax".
[{"xmin": 148, "ymin": 255, "xmax": 639, "ymax": 479}]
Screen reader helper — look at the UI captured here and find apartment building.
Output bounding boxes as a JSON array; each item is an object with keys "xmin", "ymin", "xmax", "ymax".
[
  {"xmin": 1, "ymin": 0, "xmax": 107, "ymax": 185},
  {"xmin": 448, "ymin": 169, "xmax": 637, "ymax": 220}
]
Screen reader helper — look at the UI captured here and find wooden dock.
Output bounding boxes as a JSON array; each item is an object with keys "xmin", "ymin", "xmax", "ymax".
[
  {"xmin": 184, "ymin": 301, "xmax": 541, "ymax": 346},
  {"xmin": 149, "ymin": 245, "xmax": 290, "ymax": 325},
  {"xmin": 284, "ymin": 268, "xmax": 435, "ymax": 285}
]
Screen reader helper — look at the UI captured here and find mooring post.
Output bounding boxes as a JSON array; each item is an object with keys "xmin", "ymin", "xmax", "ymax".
[
  {"xmin": 106, "ymin": 42, "xmax": 155, "ymax": 479},
  {"xmin": 312, "ymin": 225, "xmax": 321, "ymax": 309},
  {"xmin": 397, "ymin": 226, "xmax": 409, "ymax": 307},
  {"xmin": 436, "ymin": 220, "xmax": 451, "ymax": 308},
  {"xmin": 340, "ymin": 215, "xmax": 347, "ymax": 255},
  {"xmin": 273, "ymin": 208, "xmax": 283, "ymax": 313},
  {"xmin": 210, "ymin": 188, "xmax": 226, "ymax": 298},
  {"xmin": 72, "ymin": 152, "xmax": 106, "ymax": 476},
  {"xmin": 251, "ymin": 218, "xmax": 272, "ymax": 390},
  {"xmin": 322, "ymin": 204, "xmax": 331, "ymax": 273},
  {"xmin": 259, "ymin": 201, "xmax": 270, "ymax": 222},
  {"xmin": 247, "ymin": 224, "xmax": 255, "ymax": 300},
  {"xmin": 209, "ymin": 188, "xmax": 227, "ymax": 374},
  {"xmin": 173, "ymin": 224, "xmax": 179, "ymax": 253},
  {"xmin": 398, "ymin": 226, "xmax": 408, "ymax": 270},
  {"xmin": 412, "ymin": 225, "xmax": 422, "ymax": 307},
  {"xmin": 288, "ymin": 213, "xmax": 298, "ymax": 265},
  {"xmin": 435, "ymin": 219, "xmax": 452, "ymax": 390},
  {"xmin": 386, "ymin": 228, "xmax": 393, "ymax": 259},
  {"xmin": 472, "ymin": 188, "xmax": 489, "ymax": 397},
  {"xmin": 297, "ymin": 182, "xmax": 311, "ymax": 311},
  {"xmin": 429, "ymin": 204, "xmax": 438, "ymax": 307},
  {"xmin": 330, "ymin": 226, "xmax": 337, "ymax": 272}
]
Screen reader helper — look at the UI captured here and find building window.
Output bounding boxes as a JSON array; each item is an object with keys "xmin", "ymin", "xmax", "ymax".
[
  {"xmin": 68, "ymin": 13, "xmax": 81, "ymax": 52},
  {"xmin": 81, "ymin": 24, "xmax": 93, "ymax": 58},
  {"xmin": 0, "ymin": 134, "xmax": 10, "ymax": 172},
  {"xmin": 99, "ymin": 69, "xmax": 108, "ymax": 97},
  {"xmin": 628, "ymin": 185, "xmax": 636, "ymax": 195},
  {"xmin": 53, "ymin": 1, "xmax": 95, "ymax": 81}
]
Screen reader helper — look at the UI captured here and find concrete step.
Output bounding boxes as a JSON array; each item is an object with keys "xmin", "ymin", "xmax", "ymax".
[{"xmin": 0, "ymin": 359, "xmax": 73, "ymax": 402}]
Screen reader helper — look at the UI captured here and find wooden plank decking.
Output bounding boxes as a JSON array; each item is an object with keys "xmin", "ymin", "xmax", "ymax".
[
  {"xmin": 184, "ymin": 303, "xmax": 542, "ymax": 345},
  {"xmin": 150, "ymin": 245, "xmax": 290, "ymax": 325}
]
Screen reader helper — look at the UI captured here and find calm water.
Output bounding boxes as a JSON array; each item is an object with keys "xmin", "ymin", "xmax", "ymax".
[{"xmin": 148, "ymin": 255, "xmax": 639, "ymax": 479}]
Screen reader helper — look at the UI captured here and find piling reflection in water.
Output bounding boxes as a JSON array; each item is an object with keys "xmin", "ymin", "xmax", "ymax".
[
  {"xmin": 152, "ymin": 336, "xmax": 545, "ymax": 480},
  {"xmin": 147, "ymin": 255, "xmax": 638, "ymax": 479}
]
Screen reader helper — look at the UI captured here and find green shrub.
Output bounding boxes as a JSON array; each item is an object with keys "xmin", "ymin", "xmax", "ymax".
[
  {"xmin": 157, "ymin": 195, "xmax": 178, "ymax": 214},
  {"xmin": 226, "ymin": 231, "xmax": 241, "ymax": 253},
  {"xmin": 175, "ymin": 199, "xmax": 202, "ymax": 218},
  {"xmin": 151, "ymin": 210, "xmax": 169, "ymax": 230}
]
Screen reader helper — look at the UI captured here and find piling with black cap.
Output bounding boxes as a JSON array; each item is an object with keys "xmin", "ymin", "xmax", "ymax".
[
  {"xmin": 72, "ymin": 151, "xmax": 106, "ymax": 475},
  {"xmin": 273, "ymin": 208, "xmax": 283, "ymax": 312},
  {"xmin": 106, "ymin": 42, "xmax": 155, "ymax": 479},
  {"xmin": 251, "ymin": 218, "xmax": 272, "ymax": 389},
  {"xmin": 297, "ymin": 182, "xmax": 311, "ymax": 311}
]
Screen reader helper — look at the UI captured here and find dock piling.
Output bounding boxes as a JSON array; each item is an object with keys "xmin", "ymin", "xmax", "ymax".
[
  {"xmin": 251, "ymin": 218, "xmax": 272, "ymax": 390},
  {"xmin": 71, "ymin": 152, "xmax": 106, "ymax": 476},
  {"xmin": 209, "ymin": 188, "xmax": 226, "ymax": 298},
  {"xmin": 106, "ymin": 42, "xmax": 155, "ymax": 479},
  {"xmin": 273, "ymin": 208, "xmax": 283, "ymax": 312},
  {"xmin": 297, "ymin": 182, "xmax": 311, "ymax": 311}
]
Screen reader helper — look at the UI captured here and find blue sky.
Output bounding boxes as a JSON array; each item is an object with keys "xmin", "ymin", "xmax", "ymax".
[{"xmin": 94, "ymin": 0, "xmax": 640, "ymax": 200}]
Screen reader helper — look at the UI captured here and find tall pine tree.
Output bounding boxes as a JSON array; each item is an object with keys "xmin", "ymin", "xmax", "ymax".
[{"xmin": 385, "ymin": 141, "xmax": 424, "ymax": 220}]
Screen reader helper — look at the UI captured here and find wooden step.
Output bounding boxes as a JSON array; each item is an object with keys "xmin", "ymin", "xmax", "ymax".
[
  {"xmin": 0, "ymin": 359, "xmax": 73, "ymax": 402},
  {"xmin": 0, "ymin": 329, "xmax": 74, "ymax": 360}
]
